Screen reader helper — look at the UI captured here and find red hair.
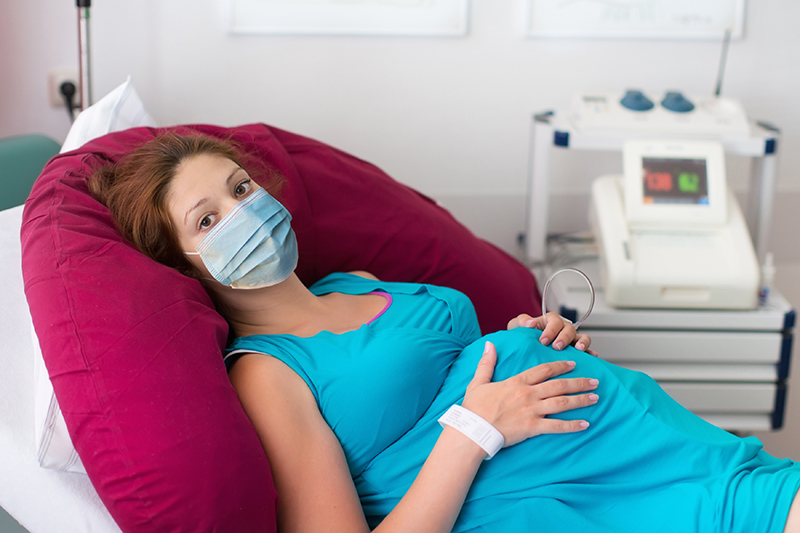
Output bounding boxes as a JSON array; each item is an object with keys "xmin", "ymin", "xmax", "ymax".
[{"xmin": 89, "ymin": 132, "xmax": 282, "ymax": 279}]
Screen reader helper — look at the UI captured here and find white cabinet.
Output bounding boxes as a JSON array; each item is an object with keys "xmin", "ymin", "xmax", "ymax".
[
  {"xmin": 524, "ymin": 106, "xmax": 793, "ymax": 433},
  {"xmin": 541, "ymin": 258, "xmax": 795, "ymax": 433}
]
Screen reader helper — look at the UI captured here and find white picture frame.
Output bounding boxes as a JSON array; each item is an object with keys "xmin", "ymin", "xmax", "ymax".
[
  {"xmin": 229, "ymin": 0, "xmax": 470, "ymax": 36},
  {"xmin": 525, "ymin": 0, "xmax": 746, "ymax": 40}
]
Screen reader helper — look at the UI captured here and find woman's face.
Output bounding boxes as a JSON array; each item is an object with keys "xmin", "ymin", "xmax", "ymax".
[{"xmin": 167, "ymin": 153, "xmax": 262, "ymax": 274}]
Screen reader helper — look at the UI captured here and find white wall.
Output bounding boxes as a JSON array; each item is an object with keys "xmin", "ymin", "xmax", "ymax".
[
  {"xmin": 5, "ymin": 1, "xmax": 800, "ymax": 197},
  {"xmin": 5, "ymin": 1, "xmax": 800, "ymax": 254},
  {"xmin": 3, "ymin": 1, "xmax": 800, "ymax": 459}
]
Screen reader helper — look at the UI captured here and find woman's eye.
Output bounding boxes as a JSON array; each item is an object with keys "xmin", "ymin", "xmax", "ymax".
[
  {"xmin": 234, "ymin": 179, "xmax": 252, "ymax": 196},
  {"xmin": 199, "ymin": 215, "xmax": 213, "ymax": 229}
]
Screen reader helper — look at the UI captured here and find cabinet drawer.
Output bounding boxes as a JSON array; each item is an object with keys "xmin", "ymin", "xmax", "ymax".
[
  {"xmin": 586, "ymin": 329, "xmax": 782, "ymax": 364},
  {"xmin": 658, "ymin": 382, "xmax": 776, "ymax": 413},
  {"xmin": 698, "ymin": 414, "xmax": 772, "ymax": 432},
  {"xmin": 617, "ymin": 362, "xmax": 777, "ymax": 382}
]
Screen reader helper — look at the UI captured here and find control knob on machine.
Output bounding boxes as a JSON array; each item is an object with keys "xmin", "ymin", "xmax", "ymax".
[
  {"xmin": 620, "ymin": 90, "xmax": 655, "ymax": 112},
  {"xmin": 661, "ymin": 91, "xmax": 695, "ymax": 113}
]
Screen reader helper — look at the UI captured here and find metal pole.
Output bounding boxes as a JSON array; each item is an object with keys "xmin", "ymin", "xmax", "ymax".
[
  {"xmin": 77, "ymin": 0, "xmax": 92, "ymax": 110},
  {"xmin": 714, "ymin": 29, "xmax": 731, "ymax": 97},
  {"xmin": 746, "ymin": 146, "xmax": 779, "ymax": 262},
  {"xmin": 524, "ymin": 113, "xmax": 554, "ymax": 265}
]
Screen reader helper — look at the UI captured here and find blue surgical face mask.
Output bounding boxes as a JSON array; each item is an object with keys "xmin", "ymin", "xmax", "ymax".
[{"xmin": 184, "ymin": 188, "xmax": 298, "ymax": 289}]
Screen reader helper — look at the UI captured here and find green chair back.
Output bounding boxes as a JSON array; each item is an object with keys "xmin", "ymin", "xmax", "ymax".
[{"xmin": 0, "ymin": 134, "xmax": 61, "ymax": 211}]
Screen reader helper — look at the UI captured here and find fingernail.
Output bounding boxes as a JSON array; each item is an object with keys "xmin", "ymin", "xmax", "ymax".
[
  {"xmin": 580, "ymin": 421, "xmax": 590, "ymax": 429},
  {"xmin": 539, "ymin": 336, "xmax": 550, "ymax": 345},
  {"xmin": 588, "ymin": 394, "xmax": 599, "ymax": 402},
  {"xmin": 554, "ymin": 341, "xmax": 564, "ymax": 350},
  {"xmin": 483, "ymin": 341, "xmax": 490, "ymax": 354},
  {"xmin": 576, "ymin": 342, "xmax": 586, "ymax": 351},
  {"xmin": 567, "ymin": 360, "xmax": 576, "ymax": 368},
  {"xmin": 589, "ymin": 379, "xmax": 599, "ymax": 387},
  {"xmin": 525, "ymin": 318, "xmax": 536, "ymax": 327}
]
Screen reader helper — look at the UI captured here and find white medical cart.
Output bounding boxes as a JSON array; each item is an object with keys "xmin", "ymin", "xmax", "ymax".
[{"xmin": 525, "ymin": 110, "xmax": 795, "ymax": 433}]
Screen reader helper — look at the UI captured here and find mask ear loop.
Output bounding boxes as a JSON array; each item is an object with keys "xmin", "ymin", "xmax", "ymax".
[
  {"xmin": 540, "ymin": 268, "xmax": 595, "ymax": 329},
  {"xmin": 182, "ymin": 251, "xmax": 219, "ymax": 284}
]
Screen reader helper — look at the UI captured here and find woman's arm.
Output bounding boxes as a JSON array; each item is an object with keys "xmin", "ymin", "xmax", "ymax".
[
  {"xmin": 230, "ymin": 354, "xmax": 369, "ymax": 533},
  {"xmin": 229, "ymin": 345, "xmax": 597, "ymax": 533}
]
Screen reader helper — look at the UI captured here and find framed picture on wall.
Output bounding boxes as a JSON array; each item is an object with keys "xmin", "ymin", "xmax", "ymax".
[
  {"xmin": 229, "ymin": 0, "xmax": 470, "ymax": 36},
  {"xmin": 525, "ymin": 0, "xmax": 746, "ymax": 40}
]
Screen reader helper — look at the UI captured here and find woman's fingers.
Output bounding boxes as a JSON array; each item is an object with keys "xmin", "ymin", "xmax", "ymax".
[
  {"xmin": 536, "ymin": 392, "xmax": 599, "ymax": 416},
  {"xmin": 536, "ymin": 418, "xmax": 591, "ymax": 434},
  {"xmin": 539, "ymin": 312, "xmax": 576, "ymax": 349},
  {"xmin": 516, "ymin": 360, "xmax": 577, "ymax": 386},
  {"xmin": 463, "ymin": 344, "xmax": 600, "ymax": 445},
  {"xmin": 572, "ymin": 333, "xmax": 599, "ymax": 357},
  {"xmin": 573, "ymin": 334, "xmax": 592, "ymax": 352},
  {"xmin": 507, "ymin": 313, "xmax": 536, "ymax": 330},
  {"xmin": 466, "ymin": 341, "xmax": 497, "ymax": 394},
  {"xmin": 511, "ymin": 313, "xmax": 596, "ymax": 355},
  {"xmin": 534, "ymin": 376, "xmax": 599, "ymax": 398}
]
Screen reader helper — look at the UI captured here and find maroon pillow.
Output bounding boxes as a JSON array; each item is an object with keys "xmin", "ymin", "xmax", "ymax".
[{"xmin": 20, "ymin": 123, "xmax": 540, "ymax": 532}]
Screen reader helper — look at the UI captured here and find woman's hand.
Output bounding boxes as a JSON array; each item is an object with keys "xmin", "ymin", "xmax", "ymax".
[
  {"xmin": 462, "ymin": 341, "xmax": 599, "ymax": 448},
  {"xmin": 508, "ymin": 312, "xmax": 599, "ymax": 356}
]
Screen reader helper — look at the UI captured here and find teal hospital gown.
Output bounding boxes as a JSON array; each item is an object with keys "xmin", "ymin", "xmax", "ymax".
[{"xmin": 226, "ymin": 273, "xmax": 800, "ymax": 532}]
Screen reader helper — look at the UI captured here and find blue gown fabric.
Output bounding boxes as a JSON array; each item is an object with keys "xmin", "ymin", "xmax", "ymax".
[{"xmin": 226, "ymin": 273, "xmax": 800, "ymax": 532}]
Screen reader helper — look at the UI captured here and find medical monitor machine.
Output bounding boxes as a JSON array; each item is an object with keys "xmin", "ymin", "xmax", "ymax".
[{"xmin": 590, "ymin": 140, "xmax": 759, "ymax": 309}]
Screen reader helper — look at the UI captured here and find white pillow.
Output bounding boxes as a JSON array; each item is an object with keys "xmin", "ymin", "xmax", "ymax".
[
  {"xmin": 35, "ymin": 77, "xmax": 157, "ymax": 474},
  {"xmin": 61, "ymin": 76, "xmax": 156, "ymax": 153},
  {"xmin": 33, "ymin": 322, "xmax": 85, "ymax": 473}
]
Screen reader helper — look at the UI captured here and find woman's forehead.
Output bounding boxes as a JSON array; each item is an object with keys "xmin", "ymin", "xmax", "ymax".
[
  {"xmin": 170, "ymin": 155, "xmax": 238, "ymax": 200},
  {"xmin": 174, "ymin": 154, "xmax": 239, "ymax": 186}
]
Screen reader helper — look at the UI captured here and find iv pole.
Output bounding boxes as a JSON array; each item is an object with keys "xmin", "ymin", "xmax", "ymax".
[{"xmin": 77, "ymin": 0, "xmax": 92, "ymax": 110}]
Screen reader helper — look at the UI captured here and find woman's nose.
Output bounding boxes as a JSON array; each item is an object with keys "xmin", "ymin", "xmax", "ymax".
[{"xmin": 218, "ymin": 197, "xmax": 245, "ymax": 220}]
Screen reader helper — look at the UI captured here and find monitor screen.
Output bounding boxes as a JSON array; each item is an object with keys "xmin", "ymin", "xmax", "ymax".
[{"xmin": 641, "ymin": 157, "xmax": 709, "ymax": 205}]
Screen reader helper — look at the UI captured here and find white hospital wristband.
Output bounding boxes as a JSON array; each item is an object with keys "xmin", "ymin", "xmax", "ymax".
[{"xmin": 438, "ymin": 405, "xmax": 504, "ymax": 460}]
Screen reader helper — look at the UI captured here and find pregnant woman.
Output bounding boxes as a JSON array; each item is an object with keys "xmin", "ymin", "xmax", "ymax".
[{"xmin": 89, "ymin": 132, "xmax": 800, "ymax": 533}]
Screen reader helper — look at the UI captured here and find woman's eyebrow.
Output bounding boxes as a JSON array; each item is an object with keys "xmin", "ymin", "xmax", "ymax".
[
  {"xmin": 226, "ymin": 166, "xmax": 242, "ymax": 185},
  {"xmin": 183, "ymin": 167, "xmax": 241, "ymax": 226},
  {"xmin": 184, "ymin": 198, "xmax": 208, "ymax": 226}
]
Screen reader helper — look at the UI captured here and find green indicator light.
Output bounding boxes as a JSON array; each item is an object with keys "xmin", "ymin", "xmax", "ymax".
[{"xmin": 678, "ymin": 172, "xmax": 699, "ymax": 193}]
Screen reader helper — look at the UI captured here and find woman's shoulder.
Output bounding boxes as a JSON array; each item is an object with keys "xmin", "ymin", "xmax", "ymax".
[
  {"xmin": 346, "ymin": 270, "xmax": 378, "ymax": 280},
  {"xmin": 225, "ymin": 337, "xmax": 320, "ymax": 397}
]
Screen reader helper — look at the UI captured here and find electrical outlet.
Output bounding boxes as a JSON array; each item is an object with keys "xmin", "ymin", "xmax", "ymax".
[{"xmin": 48, "ymin": 68, "xmax": 80, "ymax": 108}]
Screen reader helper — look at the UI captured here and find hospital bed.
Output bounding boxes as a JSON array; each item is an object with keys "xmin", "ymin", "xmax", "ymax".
[
  {"xmin": 0, "ymin": 80, "xmax": 153, "ymax": 533},
  {"xmin": 0, "ymin": 205, "xmax": 120, "ymax": 532},
  {"xmin": 0, "ymin": 80, "xmax": 541, "ymax": 532}
]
